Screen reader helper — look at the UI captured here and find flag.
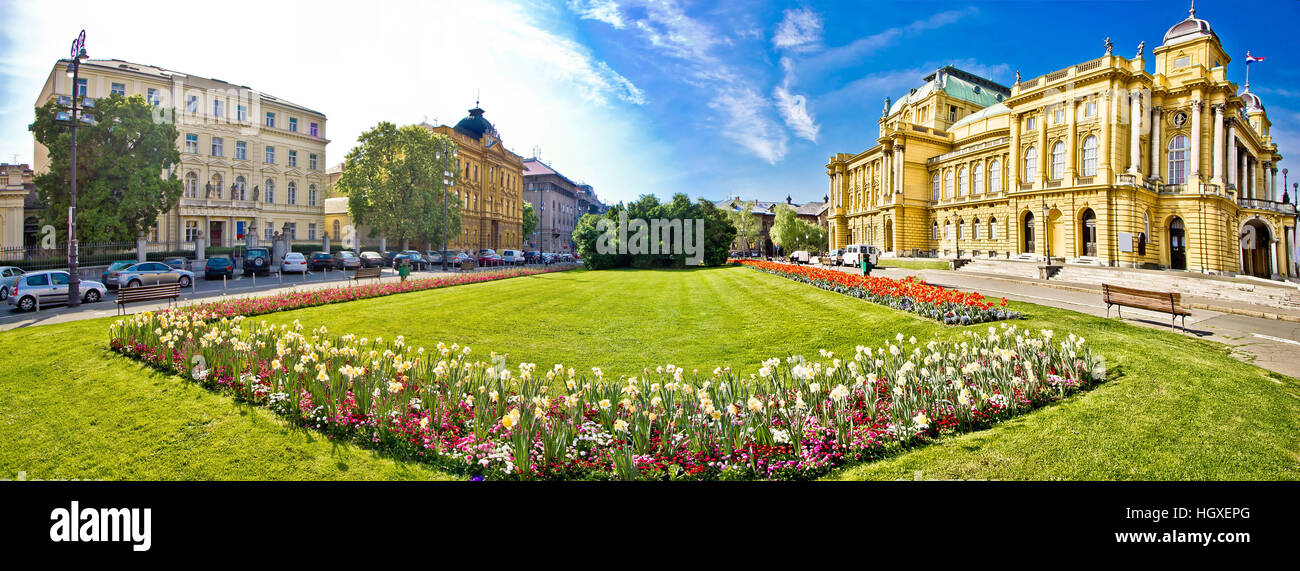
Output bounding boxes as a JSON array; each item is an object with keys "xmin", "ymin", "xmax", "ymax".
[{"xmin": 1246, "ymin": 52, "xmax": 1265, "ymax": 63}]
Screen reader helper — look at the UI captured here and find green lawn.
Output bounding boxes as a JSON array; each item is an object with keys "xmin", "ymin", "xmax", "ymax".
[
  {"xmin": 1, "ymin": 266, "xmax": 1297, "ymax": 480},
  {"xmin": 878, "ymin": 259, "xmax": 950, "ymax": 271}
]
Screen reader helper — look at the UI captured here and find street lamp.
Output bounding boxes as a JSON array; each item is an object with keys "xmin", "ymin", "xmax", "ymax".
[
  {"xmin": 1041, "ymin": 198, "xmax": 1052, "ymax": 262},
  {"xmin": 62, "ymin": 30, "xmax": 88, "ymax": 307}
]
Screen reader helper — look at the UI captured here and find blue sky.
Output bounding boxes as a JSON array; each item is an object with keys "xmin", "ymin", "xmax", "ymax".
[{"xmin": 2, "ymin": 0, "xmax": 1298, "ymax": 206}]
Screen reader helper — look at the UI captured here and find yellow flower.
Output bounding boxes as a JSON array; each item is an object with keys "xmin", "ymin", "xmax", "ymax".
[
  {"xmin": 501, "ymin": 408, "xmax": 520, "ymax": 429},
  {"xmin": 599, "ymin": 399, "xmax": 612, "ymax": 410},
  {"xmin": 613, "ymin": 419, "xmax": 629, "ymax": 432}
]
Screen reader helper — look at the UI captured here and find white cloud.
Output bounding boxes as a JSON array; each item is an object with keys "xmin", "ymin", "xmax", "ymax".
[
  {"xmin": 774, "ymin": 82, "xmax": 819, "ymax": 143},
  {"xmin": 709, "ymin": 88, "xmax": 788, "ymax": 164},
  {"xmin": 568, "ymin": 0, "xmax": 625, "ymax": 29},
  {"xmin": 772, "ymin": 8, "xmax": 822, "ymax": 53}
]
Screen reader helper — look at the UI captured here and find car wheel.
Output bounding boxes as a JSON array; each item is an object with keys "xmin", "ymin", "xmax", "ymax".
[
  {"xmin": 179, "ymin": 276, "xmax": 192, "ymax": 288},
  {"xmin": 17, "ymin": 296, "xmax": 35, "ymax": 312},
  {"xmin": 127, "ymin": 279, "xmax": 142, "ymax": 288},
  {"xmin": 83, "ymin": 289, "xmax": 101, "ymax": 303},
  {"xmin": 0, "ymin": 286, "xmax": 7, "ymax": 301}
]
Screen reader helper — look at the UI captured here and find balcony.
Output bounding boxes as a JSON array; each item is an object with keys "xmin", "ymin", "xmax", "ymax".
[
  {"xmin": 926, "ymin": 137, "xmax": 1010, "ymax": 165},
  {"xmin": 1238, "ymin": 197, "xmax": 1297, "ymax": 215}
]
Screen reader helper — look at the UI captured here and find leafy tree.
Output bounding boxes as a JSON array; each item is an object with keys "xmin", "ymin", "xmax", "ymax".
[
  {"xmin": 333, "ymin": 122, "xmax": 461, "ymax": 251},
  {"xmin": 521, "ymin": 201, "xmax": 538, "ymax": 244},
  {"xmin": 29, "ymin": 94, "xmax": 183, "ymax": 242},
  {"xmin": 725, "ymin": 200, "xmax": 760, "ymax": 252},
  {"xmin": 572, "ymin": 193, "xmax": 736, "ymax": 270},
  {"xmin": 770, "ymin": 205, "xmax": 825, "ymax": 254}
]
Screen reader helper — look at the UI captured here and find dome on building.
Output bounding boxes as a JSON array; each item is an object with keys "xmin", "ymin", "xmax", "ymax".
[
  {"xmin": 454, "ymin": 106, "xmax": 494, "ymax": 139},
  {"xmin": 1239, "ymin": 87, "xmax": 1265, "ymax": 112},
  {"xmin": 1162, "ymin": 5, "xmax": 1217, "ymax": 46}
]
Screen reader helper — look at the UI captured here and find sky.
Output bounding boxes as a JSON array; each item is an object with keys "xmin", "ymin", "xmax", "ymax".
[{"xmin": 2, "ymin": 0, "xmax": 1299, "ymax": 207}]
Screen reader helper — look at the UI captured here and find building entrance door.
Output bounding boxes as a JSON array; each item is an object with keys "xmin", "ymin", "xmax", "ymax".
[
  {"xmin": 1169, "ymin": 217, "xmax": 1187, "ymax": 270},
  {"xmin": 1081, "ymin": 209, "xmax": 1097, "ymax": 257},
  {"xmin": 1023, "ymin": 212, "xmax": 1036, "ymax": 253},
  {"xmin": 209, "ymin": 221, "xmax": 224, "ymax": 247}
]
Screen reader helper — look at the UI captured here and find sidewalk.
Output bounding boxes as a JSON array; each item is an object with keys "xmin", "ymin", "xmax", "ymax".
[{"xmin": 828, "ymin": 263, "xmax": 1300, "ymax": 379}]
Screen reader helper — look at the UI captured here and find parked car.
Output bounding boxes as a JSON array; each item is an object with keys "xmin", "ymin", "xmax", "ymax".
[
  {"xmin": 445, "ymin": 251, "xmax": 471, "ymax": 265},
  {"xmin": 380, "ymin": 251, "xmax": 399, "ymax": 267},
  {"xmin": 335, "ymin": 250, "xmax": 362, "ymax": 270},
  {"xmin": 540, "ymin": 252, "xmax": 558, "ymax": 264},
  {"xmin": 204, "ymin": 256, "xmax": 236, "ymax": 279},
  {"xmin": 841, "ymin": 244, "xmax": 881, "ymax": 268},
  {"xmin": 477, "ymin": 249, "xmax": 503, "ymax": 266},
  {"xmin": 0, "ymin": 266, "xmax": 25, "ymax": 301},
  {"xmin": 280, "ymin": 252, "xmax": 308, "ymax": 274},
  {"xmin": 424, "ymin": 251, "xmax": 444, "ymax": 265},
  {"xmin": 393, "ymin": 251, "xmax": 427, "ymax": 270},
  {"xmin": 101, "ymin": 260, "xmax": 136, "ymax": 290},
  {"xmin": 118, "ymin": 261, "xmax": 195, "ymax": 288},
  {"xmin": 307, "ymin": 252, "xmax": 335, "ymax": 271},
  {"xmin": 162, "ymin": 256, "xmax": 189, "ymax": 270},
  {"xmin": 359, "ymin": 251, "xmax": 385, "ymax": 268},
  {"xmin": 824, "ymin": 249, "xmax": 844, "ymax": 266},
  {"xmin": 499, "ymin": 250, "xmax": 526, "ymax": 265},
  {"xmin": 524, "ymin": 251, "xmax": 541, "ymax": 264},
  {"xmin": 243, "ymin": 247, "xmax": 272, "ymax": 276},
  {"xmin": 8, "ymin": 270, "xmax": 107, "ymax": 312},
  {"xmin": 790, "ymin": 250, "xmax": 811, "ymax": 264}
]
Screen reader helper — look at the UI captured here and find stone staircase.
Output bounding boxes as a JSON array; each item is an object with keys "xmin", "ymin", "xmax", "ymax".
[
  {"xmin": 955, "ymin": 259, "xmax": 1044, "ymax": 280},
  {"xmin": 1052, "ymin": 265, "xmax": 1300, "ymax": 310}
]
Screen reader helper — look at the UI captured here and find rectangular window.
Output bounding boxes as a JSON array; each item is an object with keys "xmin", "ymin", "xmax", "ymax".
[
  {"xmin": 284, "ymin": 223, "xmax": 297, "ymax": 240},
  {"xmin": 235, "ymin": 141, "xmax": 247, "ymax": 160},
  {"xmin": 146, "ymin": 88, "xmax": 160, "ymax": 106},
  {"xmin": 212, "ymin": 100, "xmax": 223, "ymax": 118},
  {"xmin": 111, "ymin": 82, "xmax": 126, "ymax": 96},
  {"xmin": 289, "ymin": 117, "xmax": 298, "ymax": 132},
  {"xmin": 310, "ymin": 122, "xmax": 319, "ymax": 137},
  {"xmin": 309, "ymin": 153, "xmax": 318, "ymax": 170},
  {"xmin": 949, "ymin": 105, "xmax": 958, "ymax": 122},
  {"xmin": 1026, "ymin": 117, "xmax": 1037, "ymax": 130},
  {"xmin": 211, "ymin": 137, "xmax": 223, "ymax": 157},
  {"xmin": 264, "ymin": 146, "xmax": 275, "ymax": 164},
  {"xmin": 75, "ymin": 78, "xmax": 87, "ymax": 97},
  {"xmin": 264, "ymin": 226, "xmax": 273, "ymax": 241},
  {"xmin": 237, "ymin": 105, "xmax": 247, "ymax": 122},
  {"xmin": 1085, "ymin": 101, "xmax": 1097, "ymax": 117},
  {"xmin": 265, "ymin": 112, "xmax": 275, "ymax": 128},
  {"xmin": 185, "ymin": 221, "xmax": 199, "ymax": 242},
  {"xmin": 288, "ymin": 150, "xmax": 297, "ymax": 167},
  {"xmin": 1054, "ymin": 109, "xmax": 1064, "ymax": 124},
  {"xmin": 185, "ymin": 133, "xmax": 198, "ymax": 153},
  {"xmin": 308, "ymin": 223, "xmax": 317, "ymax": 240},
  {"xmin": 186, "ymin": 95, "xmax": 199, "ymax": 113}
]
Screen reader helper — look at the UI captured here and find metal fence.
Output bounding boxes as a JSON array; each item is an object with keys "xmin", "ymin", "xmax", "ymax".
[{"xmin": 0, "ymin": 241, "xmax": 198, "ymax": 272}]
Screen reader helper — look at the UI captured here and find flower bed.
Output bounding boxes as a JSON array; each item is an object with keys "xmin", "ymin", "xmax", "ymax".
[
  {"xmin": 110, "ymin": 311, "xmax": 1103, "ymax": 480},
  {"xmin": 173, "ymin": 266, "xmax": 575, "ymax": 319},
  {"xmin": 737, "ymin": 259, "xmax": 1020, "ymax": 325}
]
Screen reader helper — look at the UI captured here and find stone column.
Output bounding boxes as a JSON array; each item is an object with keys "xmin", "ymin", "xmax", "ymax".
[
  {"xmin": 1038, "ymin": 107, "xmax": 1048, "ymax": 186},
  {"xmin": 136, "ymin": 232, "xmax": 147, "ymax": 263},
  {"xmin": 1212, "ymin": 104, "xmax": 1225, "ymax": 184},
  {"xmin": 1129, "ymin": 93, "xmax": 1142, "ymax": 175},
  {"xmin": 1271, "ymin": 238, "xmax": 1280, "ymax": 277},
  {"xmin": 1190, "ymin": 100, "xmax": 1202, "ymax": 181},
  {"xmin": 1066, "ymin": 100, "xmax": 1077, "ymax": 181},
  {"xmin": 895, "ymin": 144, "xmax": 904, "ymax": 196},
  {"xmin": 1009, "ymin": 113, "xmax": 1021, "ymax": 189},
  {"xmin": 1100, "ymin": 94, "xmax": 1113, "ymax": 182},
  {"xmin": 1149, "ymin": 106, "xmax": 1162, "ymax": 181},
  {"xmin": 1263, "ymin": 164, "xmax": 1273, "ymax": 201},
  {"xmin": 1227, "ymin": 126, "xmax": 1237, "ymax": 189}
]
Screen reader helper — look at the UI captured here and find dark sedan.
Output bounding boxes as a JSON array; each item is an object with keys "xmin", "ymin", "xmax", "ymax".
[
  {"xmin": 204, "ymin": 256, "xmax": 236, "ymax": 279},
  {"xmin": 307, "ymin": 252, "xmax": 335, "ymax": 271}
]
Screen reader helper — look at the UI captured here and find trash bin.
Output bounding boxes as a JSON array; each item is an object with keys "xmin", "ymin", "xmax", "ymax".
[
  {"xmin": 861, "ymin": 258, "xmax": 873, "ymax": 276},
  {"xmin": 398, "ymin": 260, "xmax": 411, "ymax": 282}
]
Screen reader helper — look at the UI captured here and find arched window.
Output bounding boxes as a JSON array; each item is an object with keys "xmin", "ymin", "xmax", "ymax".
[
  {"xmin": 333, "ymin": 219, "xmax": 341, "ymax": 239},
  {"xmin": 1051, "ymin": 141, "xmax": 1066, "ymax": 180},
  {"xmin": 184, "ymin": 172, "xmax": 198, "ymax": 198},
  {"xmin": 973, "ymin": 162, "xmax": 983, "ymax": 195},
  {"xmin": 957, "ymin": 219, "xmax": 964, "ymax": 239},
  {"xmin": 287, "ymin": 181, "xmax": 297, "ymax": 205},
  {"xmin": 989, "ymin": 159, "xmax": 1002, "ymax": 193},
  {"xmin": 957, "ymin": 167, "xmax": 968, "ymax": 197},
  {"xmin": 265, "ymin": 179, "xmax": 275, "ymax": 203},
  {"xmin": 932, "ymin": 173, "xmax": 940, "ymax": 201},
  {"xmin": 972, "ymin": 217, "xmax": 981, "ymax": 240},
  {"xmin": 1168, "ymin": 135, "xmax": 1190, "ymax": 184},
  {"xmin": 210, "ymin": 173, "xmax": 223, "ymax": 199},
  {"xmin": 989, "ymin": 217, "xmax": 997, "ymax": 240},
  {"xmin": 1081, "ymin": 135, "xmax": 1099, "ymax": 176},
  {"xmin": 308, "ymin": 184, "xmax": 317, "ymax": 206},
  {"xmin": 931, "ymin": 221, "xmax": 938, "ymax": 240},
  {"xmin": 944, "ymin": 170, "xmax": 954, "ymax": 199},
  {"xmin": 944, "ymin": 220, "xmax": 951, "ymax": 239},
  {"xmin": 1023, "ymin": 146, "xmax": 1038, "ymax": 181},
  {"xmin": 234, "ymin": 175, "xmax": 247, "ymax": 200}
]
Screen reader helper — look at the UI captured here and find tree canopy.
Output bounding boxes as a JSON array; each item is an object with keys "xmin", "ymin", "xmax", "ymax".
[
  {"xmin": 724, "ymin": 200, "xmax": 761, "ymax": 252},
  {"xmin": 333, "ymin": 122, "xmax": 462, "ymax": 250},
  {"xmin": 29, "ymin": 93, "xmax": 183, "ymax": 242},
  {"xmin": 769, "ymin": 205, "xmax": 826, "ymax": 254},
  {"xmin": 521, "ymin": 201, "xmax": 538, "ymax": 243},
  {"xmin": 573, "ymin": 193, "xmax": 734, "ymax": 270}
]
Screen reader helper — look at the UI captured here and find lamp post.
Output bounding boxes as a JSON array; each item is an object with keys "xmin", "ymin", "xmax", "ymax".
[
  {"xmin": 63, "ymin": 30, "xmax": 88, "ymax": 307},
  {"xmin": 1042, "ymin": 199, "xmax": 1052, "ymax": 262},
  {"xmin": 441, "ymin": 149, "xmax": 454, "ymax": 271}
]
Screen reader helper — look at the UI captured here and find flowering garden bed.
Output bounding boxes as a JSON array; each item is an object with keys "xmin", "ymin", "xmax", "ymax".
[
  {"xmin": 110, "ymin": 308, "xmax": 1103, "ymax": 480},
  {"xmin": 737, "ymin": 260, "xmax": 1020, "ymax": 325},
  {"xmin": 173, "ymin": 266, "xmax": 575, "ymax": 320}
]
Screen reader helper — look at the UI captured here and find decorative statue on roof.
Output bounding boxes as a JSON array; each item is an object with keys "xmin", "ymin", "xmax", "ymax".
[
  {"xmin": 1137, "ymin": 40, "xmax": 1145, "ymax": 58},
  {"xmin": 1015, "ymin": 70, "xmax": 1021, "ymax": 84},
  {"xmin": 882, "ymin": 97, "xmax": 891, "ymax": 116},
  {"xmin": 1105, "ymin": 37, "xmax": 1113, "ymax": 55},
  {"xmin": 252, "ymin": 185, "xmax": 260, "ymax": 201}
]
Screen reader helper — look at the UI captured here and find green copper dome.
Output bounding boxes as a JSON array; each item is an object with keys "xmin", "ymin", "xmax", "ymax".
[{"xmin": 454, "ymin": 107, "xmax": 493, "ymax": 139}]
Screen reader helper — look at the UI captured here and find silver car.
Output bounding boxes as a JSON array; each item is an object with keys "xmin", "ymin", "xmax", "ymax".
[
  {"xmin": 7, "ymin": 270, "xmax": 107, "ymax": 312},
  {"xmin": 0, "ymin": 266, "xmax": 25, "ymax": 301},
  {"xmin": 117, "ymin": 261, "xmax": 195, "ymax": 289}
]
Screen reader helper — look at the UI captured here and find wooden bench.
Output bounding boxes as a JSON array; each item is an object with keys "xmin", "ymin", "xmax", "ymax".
[
  {"xmin": 1102, "ymin": 283, "xmax": 1191, "ymax": 332},
  {"xmin": 351, "ymin": 267, "xmax": 382, "ymax": 282},
  {"xmin": 115, "ymin": 283, "xmax": 182, "ymax": 315}
]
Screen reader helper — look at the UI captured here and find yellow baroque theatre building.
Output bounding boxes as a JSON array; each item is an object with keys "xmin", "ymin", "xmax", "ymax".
[{"xmin": 826, "ymin": 7, "xmax": 1296, "ymax": 279}]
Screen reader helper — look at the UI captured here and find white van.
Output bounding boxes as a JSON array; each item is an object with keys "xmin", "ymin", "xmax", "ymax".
[{"xmin": 842, "ymin": 244, "xmax": 880, "ymax": 267}]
